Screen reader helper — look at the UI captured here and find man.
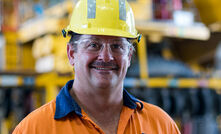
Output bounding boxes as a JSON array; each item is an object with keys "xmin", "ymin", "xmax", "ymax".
[{"xmin": 13, "ymin": 0, "xmax": 180, "ymax": 133}]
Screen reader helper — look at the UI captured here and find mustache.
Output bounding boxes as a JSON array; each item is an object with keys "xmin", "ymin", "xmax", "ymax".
[{"xmin": 90, "ymin": 61, "xmax": 118, "ymax": 67}]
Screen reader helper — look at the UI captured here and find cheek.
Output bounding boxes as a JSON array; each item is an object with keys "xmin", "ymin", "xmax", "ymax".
[
  {"xmin": 118, "ymin": 56, "xmax": 131, "ymax": 69},
  {"xmin": 77, "ymin": 53, "xmax": 97, "ymax": 66},
  {"xmin": 123, "ymin": 54, "xmax": 131, "ymax": 63}
]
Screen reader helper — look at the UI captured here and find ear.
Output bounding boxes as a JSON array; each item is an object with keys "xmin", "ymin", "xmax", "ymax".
[{"xmin": 67, "ymin": 43, "xmax": 75, "ymax": 66}]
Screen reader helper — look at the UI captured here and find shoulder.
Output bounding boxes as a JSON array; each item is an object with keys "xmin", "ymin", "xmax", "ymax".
[
  {"xmin": 141, "ymin": 101, "xmax": 172, "ymax": 120},
  {"xmin": 13, "ymin": 100, "xmax": 56, "ymax": 134},
  {"xmin": 24, "ymin": 99, "xmax": 56, "ymax": 121},
  {"xmin": 138, "ymin": 101, "xmax": 180, "ymax": 133}
]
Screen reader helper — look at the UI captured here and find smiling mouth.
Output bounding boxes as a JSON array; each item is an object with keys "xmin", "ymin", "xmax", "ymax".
[
  {"xmin": 89, "ymin": 66, "xmax": 118, "ymax": 70},
  {"xmin": 89, "ymin": 61, "xmax": 119, "ymax": 71}
]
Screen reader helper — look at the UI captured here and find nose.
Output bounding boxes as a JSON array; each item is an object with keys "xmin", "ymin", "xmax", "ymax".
[{"xmin": 97, "ymin": 45, "xmax": 114, "ymax": 62}]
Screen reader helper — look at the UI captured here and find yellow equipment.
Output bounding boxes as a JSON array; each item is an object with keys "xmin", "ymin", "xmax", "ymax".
[{"xmin": 62, "ymin": 0, "xmax": 141, "ymax": 41}]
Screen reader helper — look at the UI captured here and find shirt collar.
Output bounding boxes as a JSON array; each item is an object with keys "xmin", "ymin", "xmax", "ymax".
[{"xmin": 54, "ymin": 80, "xmax": 143, "ymax": 119}]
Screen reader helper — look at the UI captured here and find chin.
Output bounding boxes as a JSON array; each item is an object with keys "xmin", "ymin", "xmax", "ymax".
[
  {"xmin": 96, "ymin": 82, "xmax": 112, "ymax": 88},
  {"xmin": 93, "ymin": 80, "xmax": 116, "ymax": 89}
]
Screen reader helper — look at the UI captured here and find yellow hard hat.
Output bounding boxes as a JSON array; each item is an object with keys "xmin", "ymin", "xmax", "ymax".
[{"xmin": 62, "ymin": 0, "xmax": 141, "ymax": 42}]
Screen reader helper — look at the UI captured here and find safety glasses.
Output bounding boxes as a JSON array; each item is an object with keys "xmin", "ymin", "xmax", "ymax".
[{"xmin": 75, "ymin": 38, "xmax": 131, "ymax": 56}]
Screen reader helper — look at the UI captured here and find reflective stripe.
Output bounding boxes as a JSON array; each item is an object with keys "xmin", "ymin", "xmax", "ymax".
[
  {"xmin": 119, "ymin": 0, "xmax": 126, "ymax": 21},
  {"xmin": 87, "ymin": 0, "xmax": 96, "ymax": 19}
]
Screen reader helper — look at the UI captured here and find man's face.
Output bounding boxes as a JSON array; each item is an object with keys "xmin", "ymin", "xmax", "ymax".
[{"xmin": 67, "ymin": 35, "xmax": 132, "ymax": 89}]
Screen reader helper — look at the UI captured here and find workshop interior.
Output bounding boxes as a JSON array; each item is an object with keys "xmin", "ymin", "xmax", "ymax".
[{"xmin": 0, "ymin": 0, "xmax": 221, "ymax": 133}]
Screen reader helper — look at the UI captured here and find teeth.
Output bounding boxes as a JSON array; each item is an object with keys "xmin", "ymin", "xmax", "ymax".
[
  {"xmin": 95, "ymin": 67, "xmax": 112, "ymax": 70},
  {"xmin": 90, "ymin": 66, "xmax": 117, "ymax": 70}
]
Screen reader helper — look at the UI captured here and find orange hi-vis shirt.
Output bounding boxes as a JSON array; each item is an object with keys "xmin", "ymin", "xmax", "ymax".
[{"xmin": 13, "ymin": 80, "xmax": 180, "ymax": 134}]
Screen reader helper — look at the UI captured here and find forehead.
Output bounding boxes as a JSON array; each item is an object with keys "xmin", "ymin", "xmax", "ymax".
[{"xmin": 79, "ymin": 34, "xmax": 127, "ymax": 41}]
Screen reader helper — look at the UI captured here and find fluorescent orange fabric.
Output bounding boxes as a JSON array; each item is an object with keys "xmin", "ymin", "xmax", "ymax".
[
  {"xmin": 13, "ymin": 80, "xmax": 180, "ymax": 134},
  {"xmin": 13, "ymin": 100, "xmax": 180, "ymax": 134}
]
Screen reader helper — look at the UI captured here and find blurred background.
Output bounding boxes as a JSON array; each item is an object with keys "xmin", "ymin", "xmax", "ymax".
[{"xmin": 0, "ymin": 0, "xmax": 221, "ymax": 133}]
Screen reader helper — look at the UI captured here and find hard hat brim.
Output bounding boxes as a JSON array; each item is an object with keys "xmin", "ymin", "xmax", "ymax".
[{"xmin": 65, "ymin": 26, "xmax": 139, "ymax": 39}]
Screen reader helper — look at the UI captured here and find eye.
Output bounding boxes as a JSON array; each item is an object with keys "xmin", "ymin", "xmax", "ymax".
[
  {"xmin": 110, "ymin": 42, "xmax": 129, "ymax": 55},
  {"xmin": 111, "ymin": 44, "xmax": 121, "ymax": 49},
  {"xmin": 89, "ymin": 43, "xmax": 99, "ymax": 48},
  {"xmin": 86, "ymin": 42, "xmax": 101, "ymax": 51}
]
